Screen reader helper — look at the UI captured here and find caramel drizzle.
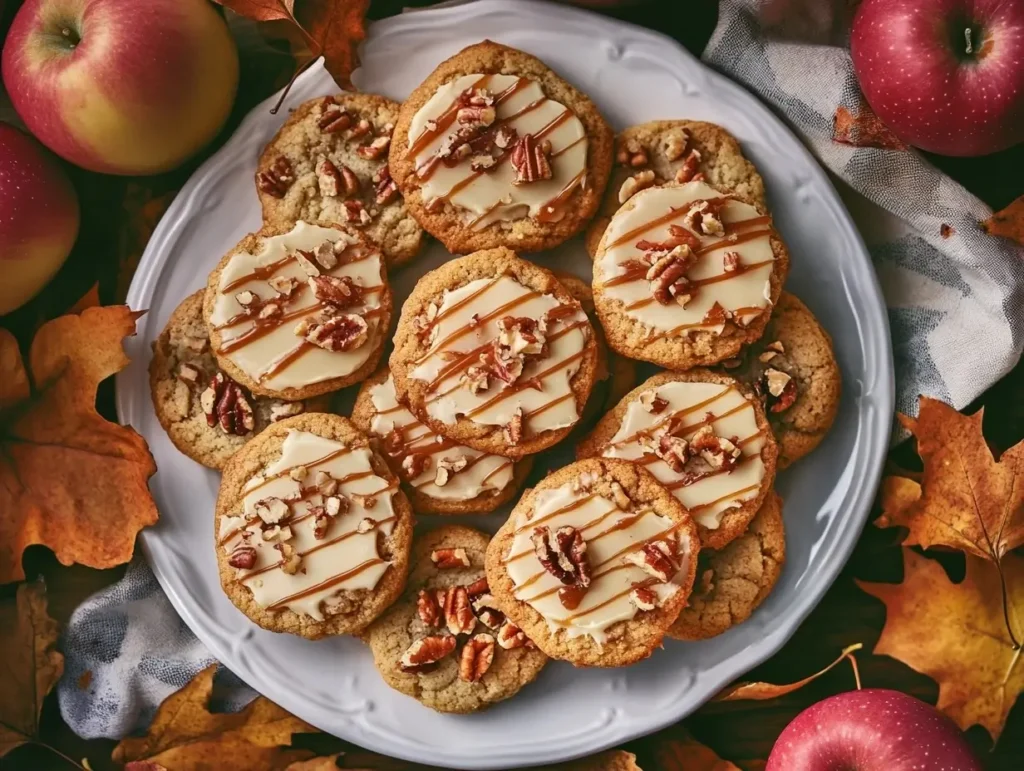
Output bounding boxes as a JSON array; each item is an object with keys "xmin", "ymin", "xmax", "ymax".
[
  {"xmin": 480, "ymin": 461, "xmax": 514, "ymax": 486},
  {"xmin": 506, "ymin": 505, "xmax": 656, "ymax": 563},
  {"xmin": 690, "ymin": 484, "xmax": 761, "ymax": 514},
  {"xmin": 557, "ymin": 579, "xmax": 660, "ymax": 624},
  {"xmin": 463, "ymin": 350, "xmax": 585, "ymax": 418},
  {"xmin": 215, "ymin": 284, "xmax": 384, "ymax": 333},
  {"xmin": 609, "ymin": 387, "xmax": 734, "ymax": 448},
  {"xmin": 516, "ymin": 493, "xmax": 597, "ymax": 533},
  {"xmin": 245, "ymin": 448, "xmax": 351, "ymax": 495},
  {"xmin": 415, "ymin": 278, "xmax": 500, "ymax": 346},
  {"xmin": 604, "ymin": 198, "xmax": 759, "ymax": 250},
  {"xmin": 222, "ymin": 256, "xmax": 294, "ymax": 293},
  {"xmin": 265, "ymin": 558, "xmax": 386, "ymax": 611},
  {"xmin": 422, "ymin": 290, "xmax": 542, "ymax": 368},
  {"xmin": 408, "ymin": 74, "xmax": 492, "ymax": 156},
  {"xmin": 519, "ymin": 563, "xmax": 631, "ymax": 604},
  {"xmin": 525, "ymin": 392, "xmax": 574, "ymax": 422},
  {"xmin": 662, "ymin": 453, "xmax": 761, "ymax": 491},
  {"xmin": 537, "ymin": 169, "xmax": 587, "ymax": 224}
]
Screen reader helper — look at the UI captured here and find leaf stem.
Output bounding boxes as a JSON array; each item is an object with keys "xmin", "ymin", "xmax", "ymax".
[
  {"xmin": 31, "ymin": 741, "xmax": 88, "ymax": 770},
  {"xmin": 995, "ymin": 558, "xmax": 1021, "ymax": 649},
  {"xmin": 846, "ymin": 649, "xmax": 863, "ymax": 690}
]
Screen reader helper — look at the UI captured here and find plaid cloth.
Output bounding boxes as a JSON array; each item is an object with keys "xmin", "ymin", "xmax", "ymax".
[{"xmin": 57, "ymin": 0, "xmax": 1024, "ymax": 740}]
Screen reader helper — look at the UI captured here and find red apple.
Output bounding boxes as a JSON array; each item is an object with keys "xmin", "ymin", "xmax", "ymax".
[
  {"xmin": 766, "ymin": 689, "xmax": 982, "ymax": 770},
  {"xmin": 850, "ymin": 0, "xmax": 1024, "ymax": 156},
  {"xmin": 2, "ymin": 0, "xmax": 238, "ymax": 175},
  {"xmin": 0, "ymin": 123, "xmax": 79, "ymax": 315}
]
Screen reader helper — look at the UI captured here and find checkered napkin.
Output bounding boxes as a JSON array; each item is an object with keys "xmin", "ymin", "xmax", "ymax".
[{"xmin": 57, "ymin": 0, "xmax": 1024, "ymax": 740}]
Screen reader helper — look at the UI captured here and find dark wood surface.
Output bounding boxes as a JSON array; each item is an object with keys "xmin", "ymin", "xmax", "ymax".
[{"xmin": 2, "ymin": 1, "xmax": 1023, "ymax": 768}]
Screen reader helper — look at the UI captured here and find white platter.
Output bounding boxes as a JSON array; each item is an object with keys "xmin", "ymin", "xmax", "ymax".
[{"xmin": 116, "ymin": 1, "xmax": 894, "ymax": 767}]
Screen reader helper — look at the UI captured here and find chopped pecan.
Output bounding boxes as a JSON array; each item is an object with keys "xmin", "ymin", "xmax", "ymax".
[
  {"xmin": 479, "ymin": 342, "xmax": 526, "ymax": 387},
  {"xmin": 274, "ymin": 542, "xmax": 302, "ymax": 575},
  {"xmin": 661, "ymin": 128, "xmax": 689, "ymax": 162},
  {"xmin": 497, "ymin": 315, "xmax": 546, "ymax": 356},
  {"xmin": 358, "ymin": 135, "xmax": 391, "ymax": 160},
  {"xmin": 348, "ymin": 118, "xmax": 372, "ymax": 140},
  {"xmin": 456, "ymin": 104, "xmax": 497, "ymax": 127},
  {"xmin": 656, "ymin": 434, "xmax": 690, "ymax": 473},
  {"xmin": 177, "ymin": 363, "xmax": 201, "ymax": 387},
  {"xmin": 630, "ymin": 586, "xmax": 658, "ymax": 611},
  {"xmin": 684, "ymin": 199, "xmax": 726, "ymax": 236},
  {"xmin": 401, "ymin": 452, "xmax": 431, "ymax": 480},
  {"xmin": 302, "ymin": 314, "xmax": 369, "ymax": 352},
  {"xmin": 723, "ymin": 251, "xmax": 742, "ymax": 273},
  {"xmin": 254, "ymin": 497, "xmax": 290, "ymax": 526},
  {"xmin": 618, "ymin": 169, "xmax": 656, "ymax": 204},
  {"xmin": 441, "ymin": 585, "xmax": 477, "ymax": 635},
  {"xmin": 463, "ymin": 365, "xmax": 490, "ymax": 395},
  {"xmin": 459, "ymin": 633, "xmax": 496, "ymax": 682},
  {"xmin": 434, "ymin": 455, "xmax": 469, "ymax": 487},
  {"xmin": 343, "ymin": 199, "xmax": 372, "ymax": 226},
  {"xmin": 262, "ymin": 524, "xmax": 290, "ymax": 542},
  {"xmin": 315, "ymin": 470, "xmax": 339, "ymax": 496},
  {"xmin": 431, "ymin": 547, "xmax": 471, "ymax": 569},
  {"xmin": 308, "ymin": 275, "xmax": 363, "ymax": 309},
  {"xmin": 200, "ymin": 373, "xmax": 254, "ymax": 436},
  {"xmin": 637, "ymin": 223, "xmax": 701, "ymax": 253},
  {"xmin": 470, "ymin": 593, "xmax": 506, "ymax": 630},
  {"xmin": 503, "ymin": 407, "xmax": 524, "ymax": 445},
  {"xmin": 496, "ymin": 619, "xmax": 531, "ymax": 649},
  {"xmin": 311, "ymin": 507, "xmax": 331, "ymax": 540},
  {"xmin": 269, "ymin": 401, "xmax": 304, "ymax": 422},
  {"xmin": 616, "ymin": 138, "xmax": 649, "ymax": 168},
  {"xmin": 228, "ymin": 545, "xmax": 257, "ymax": 570},
  {"xmin": 510, "ymin": 134, "xmax": 553, "ymax": 185},
  {"xmin": 766, "ymin": 340, "xmax": 785, "ymax": 354},
  {"xmin": 648, "ymin": 246, "xmax": 698, "ymax": 306},
  {"xmin": 466, "ymin": 577, "xmax": 490, "ymax": 597},
  {"xmin": 318, "ymin": 101, "xmax": 353, "ymax": 133},
  {"xmin": 373, "ymin": 166, "xmax": 399, "ymax": 205},
  {"xmin": 690, "ymin": 425, "xmax": 741, "ymax": 469},
  {"xmin": 765, "ymin": 369, "xmax": 798, "ymax": 412},
  {"xmin": 257, "ymin": 156, "xmax": 295, "ymax": 198},
  {"xmin": 674, "ymin": 149, "xmax": 702, "ymax": 183},
  {"xmin": 351, "ymin": 492, "xmax": 377, "ymax": 509},
  {"xmin": 640, "ymin": 390, "xmax": 668, "ymax": 414},
  {"xmin": 532, "ymin": 525, "xmax": 591, "ymax": 588},
  {"xmin": 624, "ymin": 541, "xmax": 676, "ymax": 582},
  {"xmin": 399, "ymin": 635, "xmax": 457, "ymax": 673},
  {"xmin": 356, "ymin": 517, "xmax": 375, "ymax": 533},
  {"xmin": 417, "ymin": 588, "xmax": 442, "ymax": 627},
  {"xmin": 470, "ymin": 153, "xmax": 497, "ymax": 172},
  {"xmin": 314, "ymin": 157, "xmax": 341, "ymax": 198}
]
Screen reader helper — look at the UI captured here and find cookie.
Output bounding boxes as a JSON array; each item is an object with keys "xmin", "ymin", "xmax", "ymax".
[
  {"xmin": 204, "ymin": 221, "xmax": 391, "ymax": 400},
  {"xmin": 722, "ymin": 292, "xmax": 841, "ymax": 467},
  {"xmin": 388, "ymin": 248, "xmax": 599, "ymax": 459},
  {"xmin": 592, "ymin": 179, "xmax": 790, "ymax": 370},
  {"xmin": 485, "ymin": 458, "xmax": 699, "ymax": 667},
  {"xmin": 256, "ymin": 93, "xmax": 424, "ymax": 268},
  {"xmin": 668, "ymin": 491, "xmax": 785, "ymax": 641},
  {"xmin": 215, "ymin": 414, "xmax": 413, "ymax": 639},
  {"xmin": 365, "ymin": 525, "xmax": 547, "ymax": 713},
  {"xmin": 388, "ymin": 40, "xmax": 613, "ymax": 254},
  {"xmin": 149, "ymin": 291, "xmax": 328, "ymax": 469},
  {"xmin": 577, "ymin": 370, "xmax": 778, "ymax": 550},
  {"xmin": 350, "ymin": 368, "xmax": 532, "ymax": 515},
  {"xmin": 585, "ymin": 120, "xmax": 766, "ymax": 258}
]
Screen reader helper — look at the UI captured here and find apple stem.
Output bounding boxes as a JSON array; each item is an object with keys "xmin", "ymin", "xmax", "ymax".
[{"xmin": 847, "ymin": 651, "xmax": 863, "ymax": 691}]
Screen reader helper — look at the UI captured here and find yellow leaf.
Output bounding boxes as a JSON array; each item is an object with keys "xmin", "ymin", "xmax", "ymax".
[
  {"xmin": 714, "ymin": 643, "xmax": 863, "ymax": 702},
  {"xmin": 0, "ymin": 581, "xmax": 64, "ymax": 757},
  {"xmin": 877, "ymin": 397, "xmax": 1024, "ymax": 561},
  {"xmin": 858, "ymin": 549, "xmax": 1024, "ymax": 741},
  {"xmin": 0, "ymin": 307, "xmax": 158, "ymax": 583}
]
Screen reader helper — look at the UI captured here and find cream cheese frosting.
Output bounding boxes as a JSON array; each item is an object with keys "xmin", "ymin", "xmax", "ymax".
[
  {"xmin": 408, "ymin": 274, "xmax": 590, "ymax": 434},
  {"xmin": 407, "ymin": 73, "xmax": 588, "ymax": 228},
  {"xmin": 218, "ymin": 430, "xmax": 398, "ymax": 620},
  {"xmin": 503, "ymin": 478, "xmax": 693, "ymax": 644},
  {"xmin": 368, "ymin": 374, "xmax": 514, "ymax": 500},
  {"xmin": 596, "ymin": 181, "xmax": 776, "ymax": 337},
  {"xmin": 601, "ymin": 380, "xmax": 767, "ymax": 530},
  {"xmin": 209, "ymin": 221, "xmax": 385, "ymax": 390}
]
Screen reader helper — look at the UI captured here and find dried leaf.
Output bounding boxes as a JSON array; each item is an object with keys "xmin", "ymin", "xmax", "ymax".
[
  {"xmin": 215, "ymin": 0, "xmax": 299, "ymax": 24},
  {"xmin": 113, "ymin": 665, "xmax": 318, "ymax": 770},
  {"xmin": 0, "ymin": 307, "xmax": 159, "ymax": 583},
  {"xmin": 0, "ymin": 581, "xmax": 64, "ymax": 757},
  {"xmin": 982, "ymin": 194, "xmax": 1024, "ymax": 246},
  {"xmin": 833, "ymin": 104, "xmax": 908, "ymax": 150},
  {"xmin": 285, "ymin": 756, "xmax": 341, "ymax": 770},
  {"xmin": 295, "ymin": 0, "xmax": 371, "ymax": 90},
  {"xmin": 858, "ymin": 549, "xmax": 1024, "ymax": 741},
  {"xmin": 876, "ymin": 397, "xmax": 1024, "ymax": 562},
  {"xmin": 714, "ymin": 643, "xmax": 863, "ymax": 702},
  {"xmin": 655, "ymin": 731, "xmax": 741, "ymax": 771}
]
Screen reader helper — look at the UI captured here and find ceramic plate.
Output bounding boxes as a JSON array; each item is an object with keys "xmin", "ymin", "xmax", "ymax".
[{"xmin": 116, "ymin": 1, "xmax": 893, "ymax": 767}]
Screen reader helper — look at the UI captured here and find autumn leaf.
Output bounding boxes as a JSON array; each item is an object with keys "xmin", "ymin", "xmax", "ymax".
[
  {"xmin": 654, "ymin": 731, "xmax": 741, "ymax": 771},
  {"xmin": 876, "ymin": 397, "xmax": 1024, "ymax": 562},
  {"xmin": 982, "ymin": 194, "xmax": 1024, "ymax": 246},
  {"xmin": 858, "ymin": 549, "xmax": 1024, "ymax": 741},
  {"xmin": 0, "ymin": 581, "xmax": 64, "ymax": 757},
  {"xmin": 714, "ymin": 643, "xmax": 863, "ymax": 702},
  {"xmin": 295, "ymin": 0, "xmax": 370, "ymax": 90},
  {"xmin": 285, "ymin": 756, "xmax": 341, "ymax": 771},
  {"xmin": 113, "ymin": 665, "xmax": 318, "ymax": 770},
  {"xmin": 832, "ymin": 103, "xmax": 909, "ymax": 150},
  {"xmin": 0, "ymin": 307, "xmax": 158, "ymax": 583}
]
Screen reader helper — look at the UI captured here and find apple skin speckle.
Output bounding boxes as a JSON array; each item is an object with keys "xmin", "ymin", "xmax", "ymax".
[
  {"xmin": 850, "ymin": 0, "xmax": 1024, "ymax": 156},
  {"xmin": 765, "ymin": 689, "xmax": 983, "ymax": 771}
]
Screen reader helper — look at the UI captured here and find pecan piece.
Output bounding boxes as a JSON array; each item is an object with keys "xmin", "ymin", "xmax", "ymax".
[
  {"xmin": 497, "ymin": 315, "xmax": 546, "ymax": 355},
  {"xmin": 470, "ymin": 593, "xmax": 506, "ymax": 630},
  {"xmin": 343, "ymin": 199, "xmax": 372, "ymax": 226},
  {"xmin": 660, "ymin": 128, "xmax": 689, "ymax": 162},
  {"xmin": 257, "ymin": 156, "xmax": 295, "ymax": 198},
  {"xmin": 647, "ymin": 246, "xmax": 698, "ymax": 306},
  {"xmin": 302, "ymin": 314, "xmax": 369, "ymax": 352},
  {"xmin": 674, "ymin": 149, "xmax": 702, "ymax": 183},
  {"xmin": 200, "ymin": 373, "xmax": 254, "ymax": 436},
  {"xmin": 640, "ymin": 390, "xmax": 668, "ymax": 414},
  {"xmin": 684, "ymin": 199, "xmax": 726, "ymax": 236},
  {"xmin": 459, "ymin": 633, "xmax": 496, "ymax": 682},
  {"xmin": 441, "ymin": 585, "xmax": 476, "ymax": 635},
  {"xmin": 399, "ymin": 635, "xmax": 457, "ymax": 673},
  {"xmin": 358, "ymin": 135, "xmax": 391, "ymax": 160},
  {"xmin": 466, "ymin": 577, "xmax": 490, "ymax": 597},
  {"xmin": 318, "ymin": 102, "xmax": 353, "ymax": 133},
  {"xmin": 417, "ymin": 588, "xmax": 442, "ymax": 627},
  {"xmin": 690, "ymin": 425, "xmax": 741, "ymax": 469},
  {"xmin": 765, "ymin": 369, "xmax": 798, "ymax": 413},
  {"xmin": 308, "ymin": 275, "xmax": 363, "ymax": 309},
  {"xmin": 228, "ymin": 545, "xmax": 257, "ymax": 570},
  {"xmin": 630, "ymin": 586, "xmax": 658, "ymax": 611},
  {"xmin": 431, "ymin": 547, "xmax": 471, "ymax": 569},
  {"xmin": 254, "ymin": 496, "xmax": 290, "ymax": 526},
  {"xmin": 531, "ymin": 525, "xmax": 591, "ymax": 588},
  {"xmin": 656, "ymin": 434, "xmax": 690, "ymax": 473},
  {"xmin": 274, "ymin": 542, "xmax": 302, "ymax": 575},
  {"xmin": 618, "ymin": 169, "xmax": 656, "ymax": 204},
  {"xmin": 503, "ymin": 407, "xmax": 524, "ymax": 445},
  {"xmin": 434, "ymin": 455, "xmax": 469, "ymax": 487},
  {"xmin": 624, "ymin": 541, "xmax": 676, "ymax": 582},
  {"xmin": 373, "ymin": 166, "xmax": 399, "ymax": 205},
  {"xmin": 496, "ymin": 619, "xmax": 531, "ymax": 649},
  {"xmin": 637, "ymin": 223, "xmax": 701, "ymax": 253},
  {"xmin": 269, "ymin": 401, "xmax": 304, "ymax": 422},
  {"xmin": 510, "ymin": 133, "xmax": 553, "ymax": 185},
  {"xmin": 723, "ymin": 250, "xmax": 742, "ymax": 273},
  {"xmin": 401, "ymin": 452, "xmax": 431, "ymax": 480}
]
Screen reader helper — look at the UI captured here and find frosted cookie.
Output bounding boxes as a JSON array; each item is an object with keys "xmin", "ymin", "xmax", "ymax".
[
  {"xmin": 388, "ymin": 249, "xmax": 598, "ymax": 459},
  {"xmin": 485, "ymin": 458, "xmax": 699, "ymax": 667},
  {"xmin": 149, "ymin": 291, "xmax": 327, "ymax": 469},
  {"xmin": 722, "ymin": 292, "xmax": 841, "ymax": 468},
  {"xmin": 351, "ymin": 369, "xmax": 532, "ymax": 515},
  {"xmin": 668, "ymin": 491, "xmax": 785, "ymax": 641},
  {"xmin": 215, "ymin": 414, "xmax": 413, "ymax": 639},
  {"xmin": 204, "ymin": 221, "xmax": 391, "ymax": 400},
  {"xmin": 577, "ymin": 371, "xmax": 778, "ymax": 550},
  {"xmin": 592, "ymin": 180, "xmax": 789, "ymax": 370},
  {"xmin": 585, "ymin": 120, "xmax": 766, "ymax": 258},
  {"xmin": 388, "ymin": 41, "xmax": 613, "ymax": 254},
  {"xmin": 256, "ymin": 93, "xmax": 424, "ymax": 268},
  {"xmin": 365, "ymin": 526, "xmax": 547, "ymax": 713}
]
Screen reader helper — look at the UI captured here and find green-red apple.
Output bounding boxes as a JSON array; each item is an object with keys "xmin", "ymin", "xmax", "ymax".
[
  {"xmin": 2, "ymin": 0, "xmax": 239, "ymax": 175},
  {"xmin": 0, "ymin": 123, "xmax": 79, "ymax": 314}
]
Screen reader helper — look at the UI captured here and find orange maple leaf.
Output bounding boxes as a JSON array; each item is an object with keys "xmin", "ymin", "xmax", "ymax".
[
  {"xmin": 0, "ymin": 307, "xmax": 158, "ymax": 583},
  {"xmin": 982, "ymin": 194, "xmax": 1024, "ymax": 246},
  {"xmin": 296, "ymin": 0, "xmax": 370, "ymax": 91},
  {"xmin": 858, "ymin": 549, "xmax": 1024, "ymax": 741},
  {"xmin": 876, "ymin": 397, "xmax": 1024, "ymax": 562},
  {"xmin": 832, "ymin": 103, "xmax": 908, "ymax": 150},
  {"xmin": 654, "ymin": 730, "xmax": 742, "ymax": 771}
]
